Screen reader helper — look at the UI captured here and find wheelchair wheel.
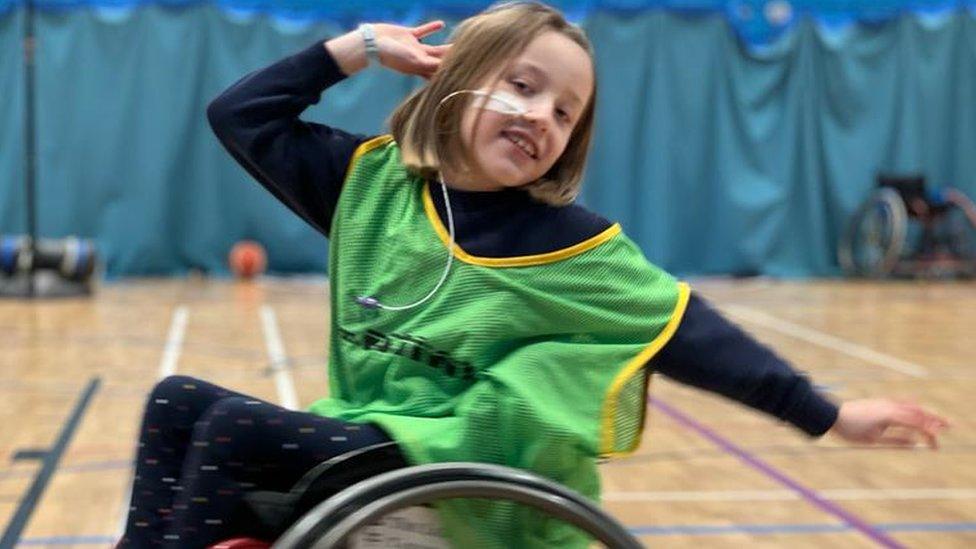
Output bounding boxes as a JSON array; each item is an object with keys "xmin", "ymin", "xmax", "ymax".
[
  {"xmin": 943, "ymin": 203, "xmax": 976, "ymax": 261},
  {"xmin": 274, "ymin": 462, "xmax": 643, "ymax": 549},
  {"xmin": 839, "ymin": 188, "xmax": 908, "ymax": 277}
]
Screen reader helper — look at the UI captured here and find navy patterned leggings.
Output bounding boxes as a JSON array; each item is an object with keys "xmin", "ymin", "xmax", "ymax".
[{"xmin": 120, "ymin": 375, "xmax": 402, "ymax": 548}]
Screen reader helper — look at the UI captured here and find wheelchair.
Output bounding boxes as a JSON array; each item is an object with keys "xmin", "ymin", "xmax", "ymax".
[
  {"xmin": 211, "ymin": 442, "xmax": 643, "ymax": 548},
  {"xmin": 838, "ymin": 174, "xmax": 976, "ymax": 278}
]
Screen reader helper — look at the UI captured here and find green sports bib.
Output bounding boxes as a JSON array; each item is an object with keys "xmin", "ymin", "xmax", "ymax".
[{"xmin": 309, "ymin": 135, "xmax": 689, "ymax": 547}]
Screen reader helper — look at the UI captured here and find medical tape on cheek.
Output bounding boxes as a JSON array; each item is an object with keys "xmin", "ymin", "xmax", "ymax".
[
  {"xmin": 471, "ymin": 90, "xmax": 527, "ymax": 116},
  {"xmin": 438, "ymin": 89, "xmax": 528, "ymax": 116}
]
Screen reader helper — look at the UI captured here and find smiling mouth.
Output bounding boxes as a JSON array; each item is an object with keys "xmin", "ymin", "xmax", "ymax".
[{"xmin": 502, "ymin": 131, "xmax": 538, "ymax": 159}]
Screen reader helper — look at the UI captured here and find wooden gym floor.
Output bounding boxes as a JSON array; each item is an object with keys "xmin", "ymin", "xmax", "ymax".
[{"xmin": 1, "ymin": 277, "xmax": 973, "ymax": 547}]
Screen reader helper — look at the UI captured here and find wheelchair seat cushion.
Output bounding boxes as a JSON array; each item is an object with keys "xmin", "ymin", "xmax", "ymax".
[{"xmin": 231, "ymin": 442, "xmax": 409, "ymax": 539}]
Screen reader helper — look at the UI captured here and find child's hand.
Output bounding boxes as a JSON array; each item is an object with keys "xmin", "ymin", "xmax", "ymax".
[
  {"xmin": 830, "ymin": 399, "xmax": 949, "ymax": 449},
  {"xmin": 326, "ymin": 22, "xmax": 451, "ymax": 78},
  {"xmin": 373, "ymin": 21, "xmax": 452, "ymax": 79}
]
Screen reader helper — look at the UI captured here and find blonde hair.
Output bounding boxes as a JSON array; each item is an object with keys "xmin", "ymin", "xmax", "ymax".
[{"xmin": 389, "ymin": 1, "xmax": 596, "ymax": 206}]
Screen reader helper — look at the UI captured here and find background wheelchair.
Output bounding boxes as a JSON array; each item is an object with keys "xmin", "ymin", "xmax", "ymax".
[
  {"xmin": 211, "ymin": 443, "xmax": 643, "ymax": 548},
  {"xmin": 838, "ymin": 174, "xmax": 976, "ymax": 278}
]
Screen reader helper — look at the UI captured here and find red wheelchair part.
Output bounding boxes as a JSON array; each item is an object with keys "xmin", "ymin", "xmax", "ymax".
[{"xmin": 209, "ymin": 538, "xmax": 271, "ymax": 549}]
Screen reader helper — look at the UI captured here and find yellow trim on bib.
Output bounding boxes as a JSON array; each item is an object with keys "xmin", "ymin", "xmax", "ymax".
[
  {"xmin": 599, "ymin": 281, "xmax": 691, "ymax": 457},
  {"xmin": 422, "ymin": 182, "xmax": 622, "ymax": 268},
  {"xmin": 343, "ymin": 135, "xmax": 395, "ymax": 186}
]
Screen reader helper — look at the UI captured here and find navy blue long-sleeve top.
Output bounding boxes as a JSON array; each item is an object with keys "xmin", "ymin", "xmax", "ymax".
[{"xmin": 207, "ymin": 41, "xmax": 839, "ymax": 437}]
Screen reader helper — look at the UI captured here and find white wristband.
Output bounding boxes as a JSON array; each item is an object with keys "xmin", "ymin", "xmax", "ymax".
[{"xmin": 358, "ymin": 23, "xmax": 380, "ymax": 66}]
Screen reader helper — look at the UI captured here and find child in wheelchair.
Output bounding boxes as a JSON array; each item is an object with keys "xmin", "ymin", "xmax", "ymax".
[{"xmin": 121, "ymin": 2, "xmax": 949, "ymax": 546}]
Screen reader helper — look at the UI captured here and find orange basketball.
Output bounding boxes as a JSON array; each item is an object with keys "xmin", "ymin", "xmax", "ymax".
[{"xmin": 229, "ymin": 240, "xmax": 267, "ymax": 279}]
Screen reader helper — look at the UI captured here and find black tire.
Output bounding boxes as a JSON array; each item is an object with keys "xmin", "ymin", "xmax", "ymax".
[
  {"xmin": 839, "ymin": 188, "xmax": 908, "ymax": 277},
  {"xmin": 274, "ymin": 462, "xmax": 643, "ymax": 549}
]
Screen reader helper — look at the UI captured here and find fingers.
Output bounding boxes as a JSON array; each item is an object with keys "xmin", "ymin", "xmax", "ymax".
[
  {"xmin": 888, "ymin": 404, "xmax": 949, "ymax": 450},
  {"xmin": 413, "ymin": 45, "xmax": 451, "ymax": 77},
  {"xmin": 419, "ymin": 54, "xmax": 442, "ymax": 76},
  {"xmin": 402, "ymin": 54, "xmax": 442, "ymax": 79},
  {"xmin": 875, "ymin": 434, "xmax": 920, "ymax": 448},
  {"xmin": 890, "ymin": 403, "xmax": 950, "ymax": 431},
  {"xmin": 922, "ymin": 415, "xmax": 951, "ymax": 449},
  {"xmin": 925, "ymin": 412, "xmax": 951, "ymax": 429},
  {"xmin": 423, "ymin": 44, "xmax": 453, "ymax": 58},
  {"xmin": 834, "ymin": 398, "xmax": 949, "ymax": 451},
  {"xmin": 416, "ymin": 45, "xmax": 452, "ymax": 78},
  {"xmin": 875, "ymin": 425, "xmax": 938, "ymax": 449},
  {"xmin": 922, "ymin": 416, "xmax": 948, "ymax": 450},
  {"xmin": 412, "ymin": 20, "xmax": 445, "ymax": 39}
]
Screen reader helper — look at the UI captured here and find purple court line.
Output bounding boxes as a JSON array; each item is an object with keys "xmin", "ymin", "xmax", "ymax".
[{"xmin": 649, "ymin": 397, "xmax": 905, "ymax": 549}]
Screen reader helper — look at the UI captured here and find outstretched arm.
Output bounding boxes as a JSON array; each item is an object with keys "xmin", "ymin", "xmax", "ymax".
[
  {"xmin": 653, "ymin": 293, "xmax": 838, "ymax": 436},
  {"xmin": 653, "ymin": 292, "xmax": 948, "ymax": 447}
]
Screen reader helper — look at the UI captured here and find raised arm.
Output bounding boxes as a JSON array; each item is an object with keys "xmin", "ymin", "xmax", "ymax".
[
  {"xmin": 206, "ymin": 22, "xmax": 449, "ymax": 236},
  {"xmin": 207, "ymin": 42, "xmax": 367, "ymax": 236}
]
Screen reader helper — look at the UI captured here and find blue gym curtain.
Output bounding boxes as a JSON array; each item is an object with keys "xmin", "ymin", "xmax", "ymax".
[{"xmin": 1, "ymin": 2, "xmax": 975, "ymax": 276}]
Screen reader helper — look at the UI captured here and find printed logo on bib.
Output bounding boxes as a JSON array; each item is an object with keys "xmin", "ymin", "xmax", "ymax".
[{"xmin": 337, "ymin": 327, "xmax": 476, "ymax": 381}]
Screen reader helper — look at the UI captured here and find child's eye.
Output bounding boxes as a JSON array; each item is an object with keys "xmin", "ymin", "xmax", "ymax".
[
  {"xmin": 556, "ymin": 108, "xmax": 571, "ymax": 122},
  {"xmin": 511, "ymin": 80, "xmax": 531, "ymax": 93}
]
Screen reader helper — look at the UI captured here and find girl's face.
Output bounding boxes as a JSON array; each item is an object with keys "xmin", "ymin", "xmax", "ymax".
[{"xmin": 452, "ymin": 31, "xmax": 594, "ymax": 191}]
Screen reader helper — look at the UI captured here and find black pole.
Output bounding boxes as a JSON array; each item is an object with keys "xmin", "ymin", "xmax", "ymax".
[
  {"xmin": 24, "ymin": 0, "xmax": 37, "ymax": 298},
  {"xmin": 1, "ymin": 1, "xmax": 91, "ymax": 299}
]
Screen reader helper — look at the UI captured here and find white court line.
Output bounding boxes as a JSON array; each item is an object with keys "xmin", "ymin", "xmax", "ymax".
[
  {"xmin": 118, "ymin": 305, "xmax": 189, "ymax": 536},
  {"xmin": 260, "ymin": 305, "xmax": 299, "ymax": 411},
  {"xmin": 603, "ymin": 488, "xmax": 976, "ymax": 502},
  {"xmin": 722, "ymin": 305, "xmax": 929, "ymax": 378},
  {"xmin": 157, "ymin": 305, "xmax": 189, "ymax": 379}
]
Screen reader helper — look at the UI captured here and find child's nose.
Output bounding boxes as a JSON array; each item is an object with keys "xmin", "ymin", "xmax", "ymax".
[{"xmin": 522, "ymin": 106, "xmax": 549, "ymax": 132}]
